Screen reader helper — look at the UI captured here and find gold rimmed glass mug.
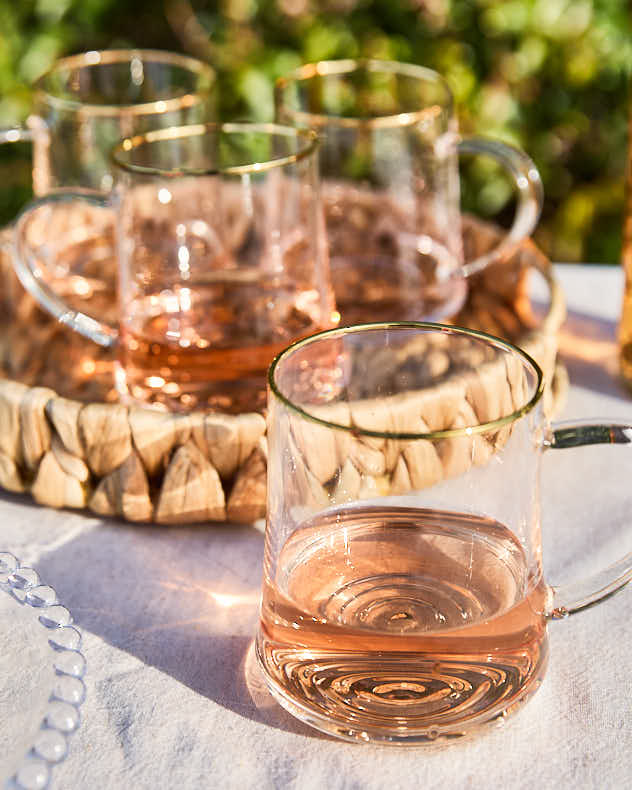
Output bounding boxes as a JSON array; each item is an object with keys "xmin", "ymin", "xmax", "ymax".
[
  {"xmin": 12, "ymin": 123, "xmax": 336, "ymax": 413},
  {"xmin": 276, "ymin": 60, "xmax": 543, "ymax": 325},
  {"xmin": 257, "ymin": 322, "xmax": 632, "ymax": 744},
  {"xmin": 0, "ymin": 49, "xmax": 216, "ymax": 195},
  {"xmin": 0, "ymin": 50, "xmax": 217, "ymax": 378}
]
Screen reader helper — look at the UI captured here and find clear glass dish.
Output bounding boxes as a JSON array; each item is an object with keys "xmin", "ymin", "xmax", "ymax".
[{"xmin": 0, "ymin": 552, "xmax": 86, "ymax": 789}]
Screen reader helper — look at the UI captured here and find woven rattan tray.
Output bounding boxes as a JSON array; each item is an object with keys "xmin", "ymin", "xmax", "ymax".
[{"xmin": 0, "ymin": 216, "xmax": 566, "ymax": 524}]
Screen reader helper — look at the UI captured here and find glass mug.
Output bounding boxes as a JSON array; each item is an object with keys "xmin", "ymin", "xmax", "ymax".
[
  {"xmin": 13, "ymin": 123, "xmax": 336, "ymax": 413},
  {"xmin": 0, "ymin": 50, "xmax": 216, "ymax": 392},
  {"xmin": 257, "ymin": 323, "xmax": 632, "ymax": 744},
  {"xmin": 276, "ymin": 60, "xmax": 543, "ymax": 325},
  {"xmin": 0, "ymin": 49, "xmax": 216, "ymax": 195}
]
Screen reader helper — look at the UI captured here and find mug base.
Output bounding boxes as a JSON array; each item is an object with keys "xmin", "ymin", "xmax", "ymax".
[{"xmin": 255, "ymin": 632, "xmax": 548, "ymax": 746}]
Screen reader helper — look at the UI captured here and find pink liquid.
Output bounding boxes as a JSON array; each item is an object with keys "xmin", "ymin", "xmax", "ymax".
[
  {"xmin": 118, "ymin": 279, "xmax": 325, "ymax": 413},
  {"xmin": 257, "ymin": 505, "xmax": 549, "ymax": 743}
]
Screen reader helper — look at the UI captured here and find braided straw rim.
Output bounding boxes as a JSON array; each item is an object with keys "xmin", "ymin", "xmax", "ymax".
[{"xmin": 0, "ymin": 218, "xmax": 566, "ymax": 523}]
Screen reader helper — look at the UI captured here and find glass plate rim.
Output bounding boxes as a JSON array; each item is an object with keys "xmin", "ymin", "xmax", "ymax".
[{"xmin": 0, "ymin": 551, "xmax": 86, "ymax": 790}]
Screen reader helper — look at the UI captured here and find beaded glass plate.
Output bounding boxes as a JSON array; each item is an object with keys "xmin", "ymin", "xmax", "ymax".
[{"xmin": 0, "ymin": 553, "xmax": 86, "ymax": 790}]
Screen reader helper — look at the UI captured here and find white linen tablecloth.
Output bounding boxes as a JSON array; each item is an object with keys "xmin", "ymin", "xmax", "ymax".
[{"xmin": 2, "ymin": 264, "xmax": 631, "ymax": 790}]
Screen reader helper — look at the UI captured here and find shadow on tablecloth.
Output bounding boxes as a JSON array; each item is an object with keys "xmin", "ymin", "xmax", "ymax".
[{"xmin": 33, "ymin": 521, "xmax": 328, "ymax": 741}]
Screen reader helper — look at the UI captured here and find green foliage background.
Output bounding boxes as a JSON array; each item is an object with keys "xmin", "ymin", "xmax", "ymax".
[{"xmin": 0, "ymin": 0, "xmax": 631, "ymax": 262}]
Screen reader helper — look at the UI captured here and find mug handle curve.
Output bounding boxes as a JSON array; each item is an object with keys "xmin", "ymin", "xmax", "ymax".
[
  {"xmin": 545, "ymin": 419, "xmax": 632, "ymax": 618},
  {"xmin": 458, "ymin": 136, "xmax": 544, "ymax": 277},
  {"xmin": 13, "ymin": 189, "xmax": 118, "ymax": 348}
]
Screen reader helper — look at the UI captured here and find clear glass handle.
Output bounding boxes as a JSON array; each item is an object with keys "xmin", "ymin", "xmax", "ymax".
[
  {"xmin": 458, "ymin": 136, "xmax": 544, "ymax": 277},
  {"xmin": 13, "ymin": 189, "xmax": 118, "ymax": 348},
  {"xmin": 546, "ymin": 420, "xmax": 632, "ymax": 618}
]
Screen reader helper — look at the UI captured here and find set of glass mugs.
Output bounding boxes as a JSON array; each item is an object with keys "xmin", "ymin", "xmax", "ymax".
[
  {"xmin": 4, "ymin": 50, "xmax": 631, "ymax": 745},
  {"xmin": 4, "ymin": 49, "xmax": 542, "ymax": 413}
]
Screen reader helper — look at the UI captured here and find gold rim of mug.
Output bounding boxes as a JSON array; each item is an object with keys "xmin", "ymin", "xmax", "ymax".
[
  {"xmin": 34, "ymin": 49, "xmax": 215, "ymax": 116},
  {"xmin": 275, "ymin": 58, "xmax": 454, "ymax": 130},
  {"xmin": 268, "ymin": 322, "xmax": 545, "ymax": 440},
  {"xmin": 111, "ymin": 122, "xmax": 320, "ymax": 177}
]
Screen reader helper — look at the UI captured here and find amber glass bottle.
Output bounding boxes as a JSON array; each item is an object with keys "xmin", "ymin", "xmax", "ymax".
[{"xmin": 619, "ymin": 112, "xmax": 632, "ymax": 385}]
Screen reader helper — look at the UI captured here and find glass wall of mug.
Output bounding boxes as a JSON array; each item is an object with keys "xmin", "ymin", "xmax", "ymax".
[
  {"xmin": 276, "ymin": 60, "xmax": 543, "ymax": 325},
  {"xmin": 13, "ymin": 123, "xmax": 337, "ymax": 413},
  {"xmin": 258, "ymin": 323, "xmax": 632, "ymax": 744}
]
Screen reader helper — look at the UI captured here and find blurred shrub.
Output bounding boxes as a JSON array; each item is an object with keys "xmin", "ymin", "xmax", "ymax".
[{"xmin": 0, "ymin": 0, "xmax": 631, "ymax": 261}]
